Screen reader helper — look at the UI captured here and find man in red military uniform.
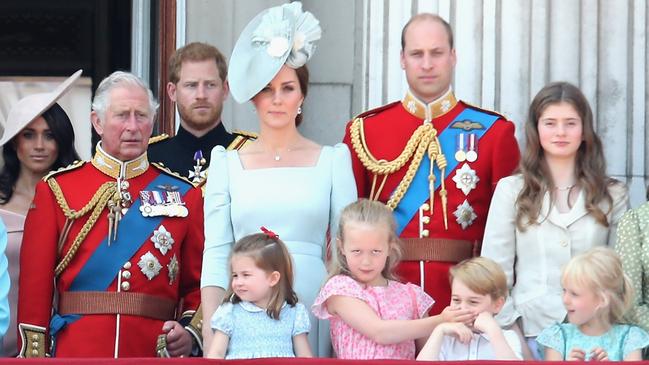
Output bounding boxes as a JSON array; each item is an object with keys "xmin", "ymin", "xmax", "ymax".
[
  {"xmin": 343, "ymin": 14, "xmax": 520, "ymax": 315},
  {"xmin": 17, "ymin": 71, "xmax": 204, "ymax": 357}
]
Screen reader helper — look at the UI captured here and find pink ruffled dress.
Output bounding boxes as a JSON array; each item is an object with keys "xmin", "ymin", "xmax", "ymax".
[{"xmin": 312, "ymin": 274, "xmax": 434, "ymax": 359}]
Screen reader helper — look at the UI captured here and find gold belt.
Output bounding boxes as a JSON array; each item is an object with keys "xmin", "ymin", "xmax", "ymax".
[
  {"xmin": 58, "ymin": 291, "xmax": 177, "ymax": 321},
  {"xmin": 400, "ymin": 238, "xmax": 478, "ymax": 263}
]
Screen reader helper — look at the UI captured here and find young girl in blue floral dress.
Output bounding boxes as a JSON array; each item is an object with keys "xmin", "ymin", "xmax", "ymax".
[
  {"xmin": 537, "ymin": 247, "xmax": 649, "ymax": 361},
  {"xmin": 205, "ymin": 228, "xmax": 312, "ymax": 359}
]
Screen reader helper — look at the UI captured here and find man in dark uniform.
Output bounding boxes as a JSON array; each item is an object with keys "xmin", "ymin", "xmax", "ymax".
[
  {"xmin": 148, "ymin": 42, "xmax": 254, "ymax": 185},
  {"xmin": 18, "ymin": 71, "xmax": 203, "ymax": 357},
  {"xmin": 343, "ymin": 14, "xmax": 520, "ymax": 315}
]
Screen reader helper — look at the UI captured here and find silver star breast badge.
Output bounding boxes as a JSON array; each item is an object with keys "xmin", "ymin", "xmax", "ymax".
[
  {"xmin": 453, "ymin": 200, "xmax": 477, "ymax": 229},
  {"xmin": 452, "ymin": 163, "xmax": 480, "ymax": 195},
  {"xmin": 138, "ymin": 251, "xmax": 162, "ymax": 280},
  {"xmin": 151, "ymin": 225, "xmax": 174, "ymax": 255}
]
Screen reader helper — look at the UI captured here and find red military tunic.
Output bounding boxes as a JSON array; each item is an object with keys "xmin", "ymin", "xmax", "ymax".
[
  {"xmin": 343, "ymin": 90, "xmax": 519, "ymax": 314},
  {"xmin": 17, "ymin": 144, "xmax": 204, "ymax": 357}
]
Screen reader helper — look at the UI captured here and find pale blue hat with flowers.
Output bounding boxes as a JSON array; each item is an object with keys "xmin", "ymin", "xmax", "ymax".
[{"xmin": 228, "ymin": 1, "xmax": 322, "ymax": 103}]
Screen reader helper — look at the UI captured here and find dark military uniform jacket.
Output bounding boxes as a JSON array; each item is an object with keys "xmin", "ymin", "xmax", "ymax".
[{"xmin": 148, "ymin": 123, "xmax": 255, "ymax": 186}]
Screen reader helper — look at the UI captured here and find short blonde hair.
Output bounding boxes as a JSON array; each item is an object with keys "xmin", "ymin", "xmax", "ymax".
[
  {"xmin": 450, "ymin": 257, "xmax": 508, "ymax": 300},
  {"xmin": 562, "ymin": 247, "xmax": 634, "ymax": 325},
  {"xmin": 330, "ymin": 199, "xmax": 402, "ymax": 281}
]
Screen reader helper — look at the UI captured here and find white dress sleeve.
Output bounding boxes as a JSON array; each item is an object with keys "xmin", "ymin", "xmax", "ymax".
[
  {"xmin": 201, "ymin": 146, "xmax": 235, "ymax": 289},
  {"xmin": 606, "ymin": 181, "xmax": 630, "ymax": 246},
  {"xmin": 327, "ymin": 144, "xmax": 358, "ymax": 257},
  {"xmin": 481, "ymin": 176, "xmax": 521, "ymax": 327}
]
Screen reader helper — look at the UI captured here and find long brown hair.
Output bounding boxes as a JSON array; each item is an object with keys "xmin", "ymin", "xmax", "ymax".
[
  {"xmin": 223, "ymin": 232, "xmax": 298, "ymax": 320},
  {"xmin": 516, "ymin": 82, "xmax": 614, "ymax": 229}
]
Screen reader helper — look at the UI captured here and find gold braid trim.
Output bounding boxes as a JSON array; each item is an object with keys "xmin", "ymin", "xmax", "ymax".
[
  {"xmin": 350, "ymin": 117, "xmax": 424, "ymax": 174},
  {"xmin": 349, "ymin": 117, "xmax": 449, "ymax": 228},
  {"xmin": 350, "ymin": 117, "xmax": 435, "ymax": 209},
  {"xmin": 48, "ymin": 178, "xmax": 117, "ymax": 275},
  {"xmin": 385, "ymin": 124, "xmax": 434, "ymax": 210}
]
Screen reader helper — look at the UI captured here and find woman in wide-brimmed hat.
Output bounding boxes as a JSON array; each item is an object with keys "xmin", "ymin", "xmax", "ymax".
[
  {"xmin": 0, "ymin": 71, "xmax": 81, "ymax": 356},
  {"xmin": 201, "ymin": 2, "xmax": 356, "ymax": 358}
]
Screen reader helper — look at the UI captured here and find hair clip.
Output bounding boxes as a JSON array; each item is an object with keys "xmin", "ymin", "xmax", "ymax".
[{"xmin": 260, "ymin": 226, "xmax": 279, "ymax": 239}]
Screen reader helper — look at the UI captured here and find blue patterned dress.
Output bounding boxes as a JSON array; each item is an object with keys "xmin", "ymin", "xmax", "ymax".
[
  {"xmin": 537, "ymin": 323, "xmax": 649, "ymax": 360},
  {"xmin": 211, "ymin": 301, "xmax": 310, "ymax": 359}
]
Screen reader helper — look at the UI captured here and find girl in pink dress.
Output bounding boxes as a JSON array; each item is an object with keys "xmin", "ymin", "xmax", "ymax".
[{"xmin": 312, "ymin": 199, "xmax": 473, "ymax": 359}]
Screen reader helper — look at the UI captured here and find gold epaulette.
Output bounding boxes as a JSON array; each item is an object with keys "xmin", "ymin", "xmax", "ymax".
[
  {"xmin": 43, "ymin": 160, "xmax": 86, "ymax": 181},
  {"xmin": 227, "ymin": 130, "xmax": 258, "ymax": 151},
  {"xmin": 183, "ymin": 308, "xmax": 203, "ymax": 351},
  {"xmin": 462, "ymin": 100, "xmax": 510, "ymax": 121},
  {"xmin": 151, "ymin": 162, "xmax": 196, "ymax": 187},
  {"xmin": 148, "ymin": 133, "xmax": 170, "ymax": 145},
  {"xmin": 18, "ymin": 323, "xmax": 48, "ymax": 358}
]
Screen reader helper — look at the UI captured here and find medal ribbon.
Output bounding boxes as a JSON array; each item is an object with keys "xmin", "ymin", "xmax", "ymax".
[
  {"xmin": 393, "ymin": 108, "xmax": 499, "ymax": 235},
  {"xmin": 69, "ymin": 173, "xmax": 192, "ymax": 291}
]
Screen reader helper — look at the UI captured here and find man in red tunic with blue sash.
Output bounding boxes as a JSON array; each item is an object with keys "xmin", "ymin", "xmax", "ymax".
[
  {"xmin": 343, "ymin": 14, "xmax": 520, "ymax": 315},
  {"xmin": 17, "ymin": 71, "xmax": 204, "ymax": 357}
]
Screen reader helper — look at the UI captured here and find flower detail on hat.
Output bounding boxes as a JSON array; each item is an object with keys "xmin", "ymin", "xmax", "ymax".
[
  {"xmin": 251, "ymin": 2, "xmax": 321, "ymax": 68},
  {"xmin": 286, "ymin": 5, "xmax": 321, "ymax": 68},
  {"xmin": 267, "ymin": 36, "xmax": 290, "ymax": 58},
  {"xmin": 252, "ymin": 6, "xmax": 292, "ymax": 59}
]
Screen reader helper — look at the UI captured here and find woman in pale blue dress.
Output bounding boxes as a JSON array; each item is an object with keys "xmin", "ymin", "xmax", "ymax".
[{"xmin": 200, "ymin": 2, "xmax": 356, "ymax": 357}]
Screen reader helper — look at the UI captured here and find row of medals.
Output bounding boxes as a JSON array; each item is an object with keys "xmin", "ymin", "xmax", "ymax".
[{"xmin": 450, "ymin": 132, "xmax": 480, "ymax": 230}]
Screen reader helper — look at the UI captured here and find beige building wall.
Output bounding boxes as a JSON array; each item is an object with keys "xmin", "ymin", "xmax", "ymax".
[{"xmin": 183, "ymin": 0, "xmax": 649, "ymax": 207}]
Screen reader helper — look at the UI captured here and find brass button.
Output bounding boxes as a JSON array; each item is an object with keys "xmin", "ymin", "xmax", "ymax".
[
  {"xmin": 31, "ymin": 334, "xmax": 38, "ymax": 341},
  {"xmin": 121, "ymin": 281, "xmax": 131, "ymax": 291},
  {"xmin": 422, "ymin": 216, "xmax": 431, "ymax": 224},
  {"xmin": 31, "ymin": 349, "xmax": 39, "ymax": 356},
  {"xmin": 421, "ymin": 229, "xmax": 430, "ymax": 237},
  {"xmin": 197, "ymin": 322, "xmax": 202, "ymax": 329},
  {"xmin": 31, "ymin": 341, "xmax": 38, "ymax": 348},
  {"xmin": 123, "ymin": 262, "xmax": 132, "ymax": 270},
  {"xmin": 122, "ymin": 271, "xmax": 131, "ymax": 279},
  {"xmin": 421, "ymin": 203, "xmax": 430, "ymax": 211}
]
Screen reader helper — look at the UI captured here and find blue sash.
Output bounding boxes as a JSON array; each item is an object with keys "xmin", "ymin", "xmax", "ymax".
[
  {"xmin": 393, "ymin": 108, "xmax": 499, "ymax": 235},
  {"xmin": 50, "ymin": 172, "xmax": 191, "ymax": 353},
  {"xmin": 69, "ymin": 173, "xmax": 191, "ymax": 291}
]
